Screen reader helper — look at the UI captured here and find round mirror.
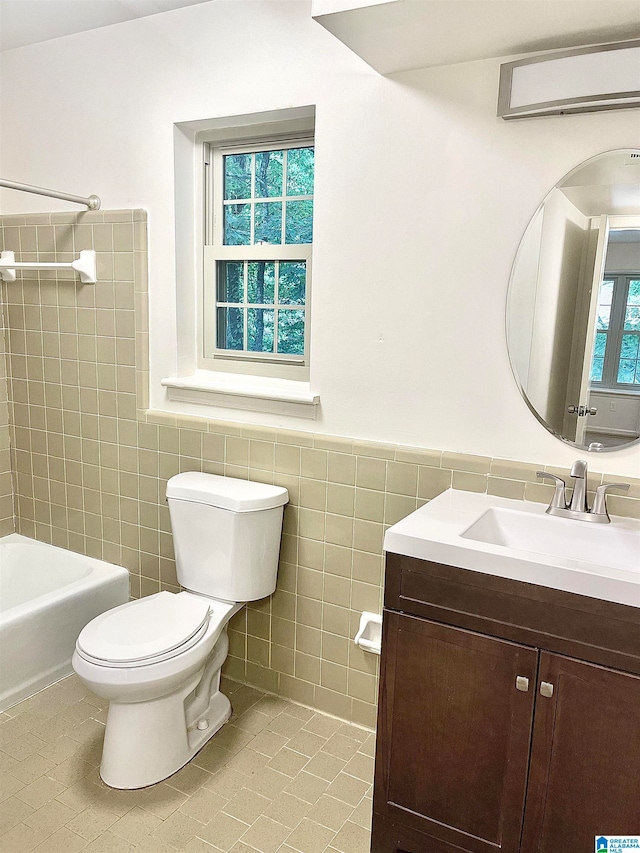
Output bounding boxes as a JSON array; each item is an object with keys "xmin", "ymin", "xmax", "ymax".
[{"xmin": 507, "ymin": 149, "xmax": 640, "ymax": 452}]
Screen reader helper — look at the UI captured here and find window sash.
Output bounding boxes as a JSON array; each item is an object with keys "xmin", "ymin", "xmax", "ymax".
[
  {"xmin": 202, "ymin": 138, "xmax": 313, "ymax": 377},
  {"xmin": 202, "ymin": 244, "xmax": 312, "ymax": 365},
  {"xmin": 207, "ymin": 137, "xmax": 314, "ymax": 248},
  {"xmin": 591, "ymin": 273, "xmax": 640, "ymax": 390}
]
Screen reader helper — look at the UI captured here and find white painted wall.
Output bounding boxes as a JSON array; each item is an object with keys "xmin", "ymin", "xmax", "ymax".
[
  {"xmin": 606, "ymin": 238, "xmax": 640, "ymax": 273},
  {"xmin": 1, "ymin": 0, "xmax": 638, "ymax": 475},
  {"xmin": 588, "ymin": 391, "xmax": 640, "ymax": 440},
  {"xmin": 507, "ymin": 205, "xmax": 542, "ymax": 394}
]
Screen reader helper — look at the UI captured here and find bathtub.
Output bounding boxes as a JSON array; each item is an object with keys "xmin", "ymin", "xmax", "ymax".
[{"xmin": 0, "ymin": 534, "xmax": 129, "ymax": 711}]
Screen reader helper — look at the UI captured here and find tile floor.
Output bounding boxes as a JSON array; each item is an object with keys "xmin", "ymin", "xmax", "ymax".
[{"xmin": 0, "ymin": 676, "xmax": 375, "ymax": 853}]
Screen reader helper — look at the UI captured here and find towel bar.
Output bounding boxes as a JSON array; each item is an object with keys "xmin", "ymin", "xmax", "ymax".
[{"xmin": 0, "ymin": 250, "xmax": 97, "ymax": 284}]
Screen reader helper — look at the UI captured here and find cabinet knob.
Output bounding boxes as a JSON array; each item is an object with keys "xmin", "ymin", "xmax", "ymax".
[
  {"xmin": 540, "ymin": 681, "xmax": 554, "ymax": 698},
  {"xmin": 515, "ymin": 676, "xmax": 529, "ymax": 692}
]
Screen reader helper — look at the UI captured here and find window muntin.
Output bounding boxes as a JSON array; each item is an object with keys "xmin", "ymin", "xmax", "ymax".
[
  {"xmin": 222, "ymin": 147, "xmax": 314, "ymax": 246},
  {"xmin": 591, "ymin": 274, "xmax": 640, "ymax": 388},
  {"xmin": 203, "ymin": 139, "xmax": 313, "ymax": 374},
  {"xmin": 215, "ymin": 259, "xmax": 306, "ymax": 356}
]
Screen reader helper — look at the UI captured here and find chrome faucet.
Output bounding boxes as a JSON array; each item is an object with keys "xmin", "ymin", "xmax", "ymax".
[
  {"xmin": 536, "ymin": 460, "xmax": 630, "ymax": 523},
  {"xmin": 568, "ymin": 459, "xmax": 589, "ymax": 513}
]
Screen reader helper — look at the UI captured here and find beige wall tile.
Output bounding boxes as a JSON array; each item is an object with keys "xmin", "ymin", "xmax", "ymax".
[
  {"xmin": 443, "ymin": 451, "xmax": 492, "ymax": 475},
  {"xmin": 297, "ymin": 597, "xmax": 322, "ymax": 631},
  {"xmin": 350, "ymin": 581, "xmax": 381, "ymax": 614},
  {"xmin": 352, "ymin": 520, "xmax": 383, "ymax": 554},
  {"xmin": 322, "ymin": 604, "xmax": 351, "ymax": 638},
  {"xmin": 327, "ymin": 452, "xmax": 356, "ymax": 486},
  {"xmin": 355, "ymin": 457, "xmax": 386, "ymax": 491},
  {"xmin": 417, "ymin": 465, "xmax": 452, "ymax": 500},
  {"xmin": 326, "ymin": 483, "xmax": 354, "ymax": 517},
  {"xmin": 226, "ymin": 436, "xmax": 249, "ymax": 467},
  {"xmin": 298, "ymin": 508, "xmax": 326, "ymax": 541},
  {"xmin": 250, "ymin": 440, "xmax": 275, "ymax": 471},
  {"xmin": 352, "ymin": 551, "xmax": 383, "ymax": 586},
  {"xmin": 386, "ymin": 461, "xmax": 418, "ymax": 496},
  {"xmin": 354, "ymin": 489, "xmax": 384, "ymax": 523},
  {"xmin": 298, "ymin": 566, "xmax": 323, "ymax": 600},
  {"xmin": 298, "ymin": 537, "xmax": 324, "ymax": 571},
  {"xmin": 296, "ymin": 624, "xmax": 322, "ymax": 658},
  {"xmin": 347, "ymin": 669, "xmax": 378, "ymax": 704},
  {"xmin": 324, "ymin": 513, "xmax": 353, "ymax": 548},
  {"xmin": 295, "ymin": 652, "xmax": 321, "ymax": 685},
  {"xmin": 490, "ymin": 457, "xmax": 542, "ymax": 482},
  {"xmin": 323, "ymin": 544, "xmax": 352, "ymax": 579},
  {"xmin": 322, "ymin": 632, "xmax": 350, "ymax": 667},
  {"xmin": 452, "ymin": 470, "xmax": 487, "ymax": 493},
  {"xmin": 301, "ymin": 448, "xmax": 328, "ymax": 480},
  {"xmin": 300, "ymin": 478, "xmax": 327, "ymax": 511},
  {"xmin": 2, "ymin": 209, "xmax": 640, "ymax": 733},
  {"xmin": 323, "ymin": 574, "xmax": 351, "ymax": 608},
  {"xmin": 275, "ymin": 444, "xmax": 300, "ymax": 475},
  {"xmin": 321, "ymin": 660, "xmax": 348, "ymax": 693},
  {"xmin": 487, "ymin": 476, "xmax": 526, "ymax": 500},
  {"xmin": 384, "ymin": 493, "xmax": 417, "ymax": 526}
]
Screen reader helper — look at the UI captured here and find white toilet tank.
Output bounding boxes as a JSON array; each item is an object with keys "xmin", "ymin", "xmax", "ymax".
[{"xmin": 166, "ymin": 473, "xmax": 288, "ymax": 603}]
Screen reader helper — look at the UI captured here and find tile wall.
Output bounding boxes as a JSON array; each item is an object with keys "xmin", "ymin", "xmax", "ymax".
[
  {"xmin": 0, "ymin": 298, "xmax": 12, "ymax": 536},
  {"xmin": 1, "ymin": 210, "xmax": 639, "ymax": 729}
]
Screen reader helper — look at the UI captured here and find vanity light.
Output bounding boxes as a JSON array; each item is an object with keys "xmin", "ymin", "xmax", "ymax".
[{"xmin": 498, "ymin": 40, "xmax": 640, "ymax": 119}]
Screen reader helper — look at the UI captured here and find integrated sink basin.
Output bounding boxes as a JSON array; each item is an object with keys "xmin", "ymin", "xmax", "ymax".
[
  {"xmin": 461, "ymin": 507, "xmax": 640, "ymax": 572},
  {"xmin": 384, "ymin": 489, "xmax": 640, "ymax": 608}
]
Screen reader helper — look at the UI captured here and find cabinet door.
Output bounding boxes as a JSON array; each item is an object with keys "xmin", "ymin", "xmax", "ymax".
[
  {"xmin": 521, "ymin": 653, "xmax": 640, "ymax": 853},
  {"xmin": 374, "ymin": 613, "xmax": 538, "ymax": 853}
]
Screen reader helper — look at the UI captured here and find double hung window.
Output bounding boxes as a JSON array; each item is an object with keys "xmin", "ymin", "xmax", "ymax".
[
  {"xmin": 203, "ymin": 139, "xmax": 314, "ymax": 380},
  {"xmin": 591, "ymin": 273, "xmax": 640, "ymax": 388}
]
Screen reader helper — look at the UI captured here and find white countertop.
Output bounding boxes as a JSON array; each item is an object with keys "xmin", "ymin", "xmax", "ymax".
[{"xmin": 383, "ymin": 489, "xmax": 640, "ymax": 609}]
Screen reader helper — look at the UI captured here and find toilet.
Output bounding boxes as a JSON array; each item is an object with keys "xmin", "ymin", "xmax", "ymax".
[{"xmin": 72, "ymin": 472, "xmax": 288, "ymax": 789}]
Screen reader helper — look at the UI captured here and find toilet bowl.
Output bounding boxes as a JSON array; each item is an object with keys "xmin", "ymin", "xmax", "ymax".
[
  {"xmin": 73, "ymin": 591, "xmax": 241, "ymax": 789},
  {"xmin": 72, "ymin": 473, "xmax": 288, "ymax": 789}
]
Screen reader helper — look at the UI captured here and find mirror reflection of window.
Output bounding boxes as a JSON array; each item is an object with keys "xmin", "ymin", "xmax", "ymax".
[{"xmin": 590, "ymin": 229, "xmax": 640, "ymax": 389}]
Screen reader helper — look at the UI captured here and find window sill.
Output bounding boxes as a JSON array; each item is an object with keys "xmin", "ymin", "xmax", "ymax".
[
  {"xmin": 161, "ymin": 371, "xmax": 320, "ymax": 419},
  {"xmin": 590, "ymin": 387, "xmax": 640, "ymax": 398}
]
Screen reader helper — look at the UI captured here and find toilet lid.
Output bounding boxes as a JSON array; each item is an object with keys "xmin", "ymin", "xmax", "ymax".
[{"xmin": 76, "ymin": 591, "xmax": 213, "ymax": 664}]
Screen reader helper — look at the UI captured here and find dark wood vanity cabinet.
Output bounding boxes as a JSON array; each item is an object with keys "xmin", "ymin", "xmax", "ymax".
[{"xmin": 372, "ymin": 553, "xmax": 640, "ymax": 853}]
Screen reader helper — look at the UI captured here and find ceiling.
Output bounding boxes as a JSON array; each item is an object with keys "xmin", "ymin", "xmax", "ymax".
[
  {"xmin": 312, "ymin": 0, "xmax": 640, "ymax": 73},
  {"xmin": 1, "ymin": 0, "xmax": 639, "ymax": 71},
  {"xmin": 0, "ymin": 0, "xmax": 212, "ymax": 51}
]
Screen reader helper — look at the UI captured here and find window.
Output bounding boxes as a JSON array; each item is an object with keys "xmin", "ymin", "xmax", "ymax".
[
  {"xmin": 203, "ymin": 139, "xmax": 314, "ymax": 380},
  {"xmin": 591, "ymin": 273, "xmax": 640, "ymax": 388},
  {"xmin": 165, "ymin": 108, "xmax": 318, "ymax": 418}
]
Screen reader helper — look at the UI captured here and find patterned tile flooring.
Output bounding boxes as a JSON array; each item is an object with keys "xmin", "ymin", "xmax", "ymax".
[{"xmin": 0, "ymin": 676, "xmax": 375, "ymax": 853}]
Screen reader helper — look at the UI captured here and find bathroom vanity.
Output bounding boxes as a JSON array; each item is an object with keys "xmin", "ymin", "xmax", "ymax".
[{"xmin": 371, "ymin": 489, "xmax": 640, "ymax": 853}]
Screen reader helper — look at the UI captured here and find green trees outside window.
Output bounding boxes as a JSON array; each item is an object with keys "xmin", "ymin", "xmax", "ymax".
[
  {"xmin": 591, "ymin": 276, "xmax": 640, "ymax": 387},
  {"xmin": 214, "ymin": 143, "xmax": 313, "ymax": 360}
]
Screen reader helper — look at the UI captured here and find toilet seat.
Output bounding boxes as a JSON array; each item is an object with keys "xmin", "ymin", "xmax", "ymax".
[{"xmin": 76, "ymin": 591, "xmax": 216, "ymax": 667}]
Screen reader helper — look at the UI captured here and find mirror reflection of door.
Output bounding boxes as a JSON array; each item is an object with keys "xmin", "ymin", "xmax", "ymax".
[
  {"xmin": 567, "ymin": 214, "xmax": 609, "ymax": 447},
  {"xmin": 507, "ymin": 150, "xmax": 640, "ymax": 452}
]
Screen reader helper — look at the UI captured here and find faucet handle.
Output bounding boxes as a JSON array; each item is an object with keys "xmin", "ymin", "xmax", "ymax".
[
  {"xmin": 536, "ymin": 472, "xmax": 567, "ymax": 509},
  {"xmin": 591, "ymin": 482, "xmax": 630, "ymax": 521}
]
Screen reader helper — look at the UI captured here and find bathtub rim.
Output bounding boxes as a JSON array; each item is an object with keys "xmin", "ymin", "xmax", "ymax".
[
  {"xmin": 0, "ymin": 533, "xmax": 130, "ymax": 625},
  {"xmin": 0, "ymin": 533, "xmax": 130, "ymax": 711}
]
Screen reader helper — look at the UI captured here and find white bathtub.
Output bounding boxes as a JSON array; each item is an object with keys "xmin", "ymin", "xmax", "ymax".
[{"xmin": 0, "ymin": 534, "xmax": 129, "ymax": 711}]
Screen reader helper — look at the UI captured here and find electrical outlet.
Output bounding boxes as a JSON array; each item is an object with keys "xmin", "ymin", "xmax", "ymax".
[{"xmin": 610, "ymin": 400, "xmax": 617, "ymax": 412}]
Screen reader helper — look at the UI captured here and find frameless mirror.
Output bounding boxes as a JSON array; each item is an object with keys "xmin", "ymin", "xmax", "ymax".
[{"xmin": 507, "ymin": 149, "xmax": 640, "ymax": 452}]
